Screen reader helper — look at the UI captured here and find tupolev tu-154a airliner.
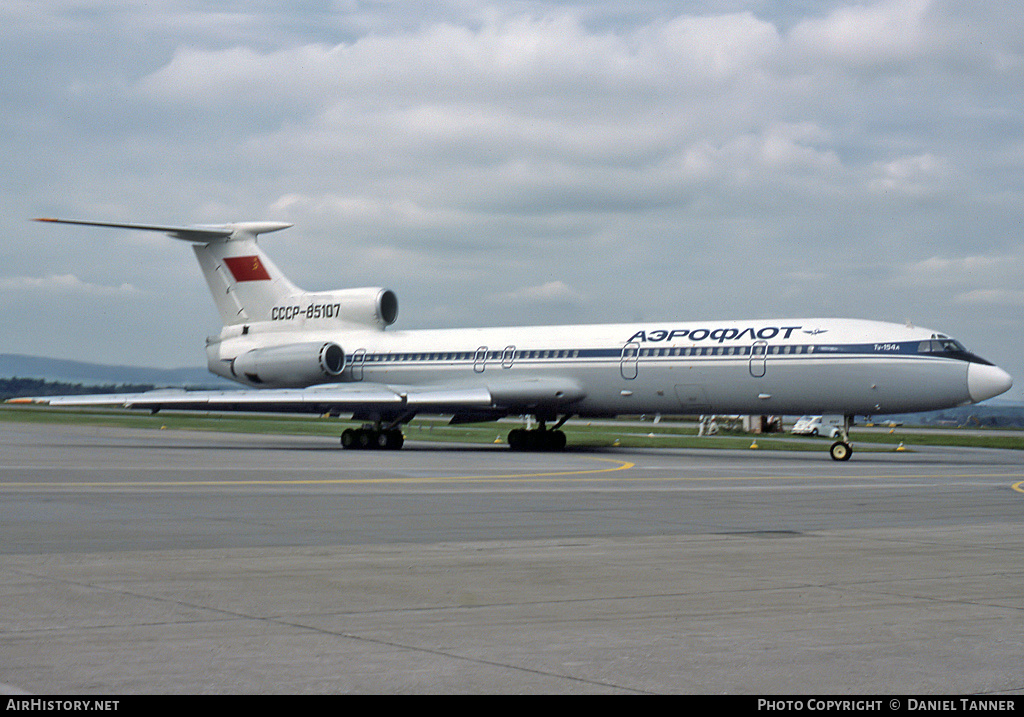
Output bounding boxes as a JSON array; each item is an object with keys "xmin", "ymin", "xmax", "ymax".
[{"xmin": 18, "ymin": 218, "xmax": 1013, "ymax": 460}]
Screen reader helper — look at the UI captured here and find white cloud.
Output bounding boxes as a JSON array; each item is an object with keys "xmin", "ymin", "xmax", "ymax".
[
  {"xmin": 488, "ymin": 281, "xmax": 585, "ymax": 307},
  {"xmin": 0, "ymin": 274, "xmax": 138, "ymax": 296},
  {"xmin": 787, "ymin": 0, "xmax": 937, "ymax": 71},
  {"xmin": 135, "ymin": 11, "xmax": 783, "ymax": 108},
  {"xmin": 905, "ymin": 252, "xmax": 1021, "ymax": 286},
  {"xmin": 954, "ymin": 289, "xmax": 1024, "ymax": 307},
  {"xmin": 868, "ymin": 153, "xmax": 952, "ymax": 196}
]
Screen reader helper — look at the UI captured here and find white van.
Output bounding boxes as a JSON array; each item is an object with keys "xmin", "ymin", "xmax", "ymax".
[{"xmin": 791, "ymin": 415, "xmax": 844, "ymax": 438}]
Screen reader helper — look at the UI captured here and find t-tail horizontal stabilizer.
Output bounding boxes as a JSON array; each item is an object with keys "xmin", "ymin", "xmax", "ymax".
[{"xmin": 34, "ymin": 218, "xmax": 292, "ymax": 243}]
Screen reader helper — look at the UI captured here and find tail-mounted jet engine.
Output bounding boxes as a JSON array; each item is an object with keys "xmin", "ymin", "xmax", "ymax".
[
  {"xmin": 231, "ymin": 341, "xmax": 345, "ymax": 387},
  {"xmin": 333, "ymin": 287, "xmax": 398, "ymax": 328},
  {"xmin": 268, "ymin": 288, "xmax": 398, "ymax": 328}
]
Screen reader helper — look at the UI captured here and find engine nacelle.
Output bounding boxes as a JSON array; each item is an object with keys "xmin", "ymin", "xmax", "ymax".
[
  {"xmin": 278, "ymin": 287, "xmax": 397, "ymax": 328},
  {"xmin": 268, "ymin": 288, "xmax": 398, "ymax": 328},
  {"xmin": 231, "ymin": 341, "xmax": 345, "ymax": 387},
  {"xmin": 333, "ymin": 287, "xmax": 398, "ymax": 328}
]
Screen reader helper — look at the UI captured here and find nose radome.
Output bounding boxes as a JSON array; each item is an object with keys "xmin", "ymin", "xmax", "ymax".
[{"xmin": 967, "ymin": 363, "xmax": 1013, "ymax": 403}]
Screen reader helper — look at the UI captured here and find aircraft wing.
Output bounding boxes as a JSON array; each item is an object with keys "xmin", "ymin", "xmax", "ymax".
[{"xmin": 10, "ymin": 377, "xmax": 585, "ymax": 420}]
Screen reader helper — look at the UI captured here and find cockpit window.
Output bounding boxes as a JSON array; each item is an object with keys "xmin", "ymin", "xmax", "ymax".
[
  {"xmin": 917, "ymin": 338, "xmax": 992, "ymax": 365},
  {"xmin": 918, "ymin": 339, "xmax": 968, "ymax": 353}
]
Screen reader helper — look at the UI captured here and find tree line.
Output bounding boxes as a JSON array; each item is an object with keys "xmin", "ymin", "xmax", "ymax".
[{"xmin": 0, "ymin": 377, "xmax": 154, "ymax": 400}]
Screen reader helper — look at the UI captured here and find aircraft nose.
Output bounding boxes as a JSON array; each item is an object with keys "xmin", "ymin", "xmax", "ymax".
[{"xmin": 967, "ymin": 363, "xmax": 1013, "ymax": 403}]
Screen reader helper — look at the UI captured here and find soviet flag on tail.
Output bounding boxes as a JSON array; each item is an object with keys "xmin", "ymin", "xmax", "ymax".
[{"xmin": 223, "ymin": 255, "xmax": 271, "ymax": 282}]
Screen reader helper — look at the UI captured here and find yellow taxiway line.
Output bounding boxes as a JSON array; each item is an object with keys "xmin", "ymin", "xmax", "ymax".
[
  {"xmin": 0, "ymin": 456, "xmax": 636, "ymax": 488},
  {"xmin": 3, "ymin": 462, "xmax": 1023, "ymax": 491}
]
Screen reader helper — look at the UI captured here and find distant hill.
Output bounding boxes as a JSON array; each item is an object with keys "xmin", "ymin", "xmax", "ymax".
[
  {"xmin": 875, "ymin": 401, "xmax": 1024, "ymax": 429},
  {"xmin": 0, "ymin": 353, "xmax": 234, "ymax": 389}
]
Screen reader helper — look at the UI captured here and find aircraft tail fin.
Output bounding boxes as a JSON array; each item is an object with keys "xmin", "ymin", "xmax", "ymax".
[
  {"xmin": 35, "ymin": 218, "xmax": 398, "ymax": 331},
  {"xmin": 35, "ymin": 218, "xmax": 300, "ymax": 326},
  {"xmin": 189, "ymin": 229, "xmax": 301, "ymax": 325}
]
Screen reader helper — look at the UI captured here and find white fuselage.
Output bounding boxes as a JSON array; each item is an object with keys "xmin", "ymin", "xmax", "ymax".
[{"xmin": 208, "ymin": 317, "xmax": 1005, "ymax": 418}]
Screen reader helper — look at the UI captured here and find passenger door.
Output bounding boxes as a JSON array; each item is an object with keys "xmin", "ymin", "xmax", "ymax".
[{"xmin": 749, "ymin": 340, "xmax": 768, "ymax": 377}]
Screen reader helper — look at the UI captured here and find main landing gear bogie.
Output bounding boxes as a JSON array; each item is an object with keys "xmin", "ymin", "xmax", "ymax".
[
  {"xmin": 341, "ymin": 427, "xmax": 405, "ymax": 450},
  {"xmin": 507, "ymin": 428, "xmax": 567, "ymax": 451}
]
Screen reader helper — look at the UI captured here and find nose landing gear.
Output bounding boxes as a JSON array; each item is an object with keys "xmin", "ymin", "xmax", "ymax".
[
  {"xmin": 829, "ymin": 440, "xmax": 852, "ymax": 461},
  {"xmin": 829, "ymin": 414, "xmax": 855, "ymax": 461}
]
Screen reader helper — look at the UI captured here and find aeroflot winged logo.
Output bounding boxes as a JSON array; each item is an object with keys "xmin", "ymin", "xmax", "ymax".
[{"xmin": 223, "ymin": 255, "xmax": 271, "ymax": 282}]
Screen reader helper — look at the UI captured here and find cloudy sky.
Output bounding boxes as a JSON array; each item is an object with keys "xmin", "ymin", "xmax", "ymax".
[{"xmin": 2, "ymin": 0, "xmax": 1021, "ymax": 398}]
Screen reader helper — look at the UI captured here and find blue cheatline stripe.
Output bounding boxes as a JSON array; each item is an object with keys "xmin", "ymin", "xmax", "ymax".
[{"xmin": 354, "ymin": 341, "xmax": 981, "ymax": 365}]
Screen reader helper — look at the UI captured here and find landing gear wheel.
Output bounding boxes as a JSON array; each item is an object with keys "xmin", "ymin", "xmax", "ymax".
[
  {"xmin": 508, "ymin": 428, "xmax": 526, "ymax": 451},
  {"xmin": 550, "ymin": 430, "xmax": 566, "ymax": 450},
  {"xmin": 830, "ymin": 441, "xmax": 853, "ymax": 462},
  {"xmin": 341, "ymin": 429, "xmax": 356, "ymax": 448}
]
